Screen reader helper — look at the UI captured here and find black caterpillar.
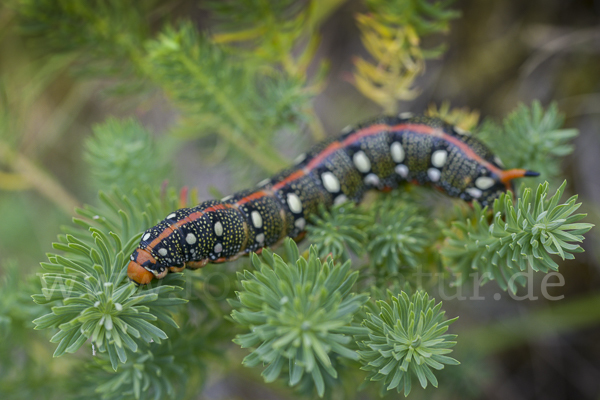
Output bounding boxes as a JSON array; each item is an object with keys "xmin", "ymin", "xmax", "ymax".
[{"xmin": 128, "ymin": 114, "xmax": 537, "ymax": 284}]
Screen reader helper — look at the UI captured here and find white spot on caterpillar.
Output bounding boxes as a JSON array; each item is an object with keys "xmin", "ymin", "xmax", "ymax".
[
  {"xmin": 353, "ymin": 151, "xmax": 371, "ymax": 173},
  {"xmin": 431, "ymin": 150, "xmax": 448, "ymax": 168},
  {"xmin": 166, "ymin": 213, "xmax": 177, "ymax": 220},
  {"xmin": 390, "ymin": 142, "xmax": 405, "ymax": 163},
  {"xmin": 466, "ymin": 187, "xmax": 482, "ymax": 198},
  {"xmin": 334, "ymin": 194, "xmax": 348, "ymax": 205},
  {"xmin": 399, "ymin": 112, "xmax": 414, "ymax": 119},
  {"xmin": 130, "ymin": 255, "xmax": 134, "ymax": 261},
  {"xmin": 214, "ymin": 221, "xmax": 223, "ymax": 236},
  {"xmin": 294, "ymin": 153, "xmax": 307, "ymax": 164},
  {"xmin": 321, "ymin": 172, "xmax": 340, "ymax": 193},
  {"xmin": 364, "ymin": 173, "xmax": 380, "ymax": 186},
  {"xmin": 341, "ymin": 125, "xmax": 353, "ymax": 134},
  {"xmin": 428, "ymin": 168, "xmax": 441, "ymax": 182},
  {"xmin": 287, "ymin": 193, "xmax": 303, "ymax": 214},
  {"xmin": 186, "ymin": 233, "xmax": 197, "ymax": 245},
  {"xmin": 454, "ymin": 126, "xmax": 471, "ymax": 135},
  {"xmin": 494, "ymin": 156, "xmax": 505, "ymax": 168},
  {"xmin": 251, "ymin": 211, "xmax": 263, "ymax": 228},
  {"xmin": 142, "ymin": 232, "xmax": 151, "ymax": 241},
  {"xmin": 214, "ymin": 243, "xmax": 223, "ymax": 254},
  {"xmin": 256, "ymin": 178, "xmax": 270, "ymax": 187},
  {"xmin": 295, "ymin": 218, "xmax": 306, "ymax": 230},
  {"xmin": 221, "ymin": 195, "xmax": 233, "ymax": 202},
  {"xmin": 395, "ymin": 164, "xmax": 409, "ymax": 178},
  {"xmin": 475, "ymin": 176, "xmax": 495, "ymax": 190},
  {"xmin": 158, "ymin": 248, "xmax": 168, "ymax": 256},
  {"xmin": 256, "ymin": 233, "xmax": 265, "ymax": 244}
]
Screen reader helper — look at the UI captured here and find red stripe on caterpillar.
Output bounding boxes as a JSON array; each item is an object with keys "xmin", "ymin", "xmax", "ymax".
[{"xmin": 127, "ymin": 114, "xmax": 538, "ymax": 284}]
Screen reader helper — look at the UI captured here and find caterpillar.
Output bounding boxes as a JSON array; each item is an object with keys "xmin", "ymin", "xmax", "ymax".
[{"xmin": 127, "ymin": 114, "xmax": 538, "ymax": 284}]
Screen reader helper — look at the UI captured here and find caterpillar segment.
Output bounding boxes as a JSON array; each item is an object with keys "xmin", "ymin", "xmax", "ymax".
[{"xmin": 128, "ymin": 114, "xmax": 538, "ymax": 284}]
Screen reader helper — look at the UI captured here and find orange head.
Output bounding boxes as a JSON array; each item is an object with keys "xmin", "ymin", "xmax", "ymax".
[{"xmin": 127, "ymin": 248, "xmax": 167, "ymax": 285}]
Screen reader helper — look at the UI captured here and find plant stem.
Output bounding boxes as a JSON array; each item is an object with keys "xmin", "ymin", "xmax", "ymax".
[
  {"xmin": 0, "ymin": 141, "xmax": 79, "ymax": 215},
  {"xmin": 177, "ymin": 54, "xmax": 289, "ymax": 173}
]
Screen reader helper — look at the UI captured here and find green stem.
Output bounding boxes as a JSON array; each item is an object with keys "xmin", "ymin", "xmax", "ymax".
[
  {"xmin": 458, "ymin": 291, "xmax": 600, "ymax": 354},
  {"xmin": 177, "ymin": 54, "xmax": 289, "ymax": 173},
  {"xmin": 306, "ymin": 106, "xmax": 326, "ymax": 141},
  {"xmin": 215, "ymin": 125, "xmax": 286, "ymax": 173},
  {"xmin": 0, "ymin": 141, "xmax": 79, "ymax": 215}
]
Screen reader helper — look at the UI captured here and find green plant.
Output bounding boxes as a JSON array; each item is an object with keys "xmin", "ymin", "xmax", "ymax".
[
  {"xmin": 357, "ymin": 291, "xmax": 459, "ymax": 396},
  {"xmin": 306, "ymin": 202, "xmax": 371, "ymax": 261},
  {"xmin": 230, "ymin": 240, "xmax": 369, "ymax": 397},
  {"xmin": 85, "ymin": 118, "xmax": 170, "ymax": 192},
  {"xmin": 442, "ymin": 181, "xmax": 592, "ymax": 292},
  {"xmin": 366, "ymin": 192, "xmax": 433, "ymax": 274},
  {"xmin": 32, "ymin": 187, "xmax": 187, "ymax": 369},
  {"xmin": 476, "ymin": 101, "xmax": 578, "ymax": 187}
]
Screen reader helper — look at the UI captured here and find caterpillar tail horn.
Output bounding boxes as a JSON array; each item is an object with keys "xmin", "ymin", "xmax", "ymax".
[{"xmin": 500, "ymin": 168, "xmax": 540, "ymax": 183}]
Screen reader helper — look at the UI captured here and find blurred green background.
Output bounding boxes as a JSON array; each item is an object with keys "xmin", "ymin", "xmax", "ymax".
[{"xmin": 1, "ymin": 0, "xmax": 600, "ymax": 399}]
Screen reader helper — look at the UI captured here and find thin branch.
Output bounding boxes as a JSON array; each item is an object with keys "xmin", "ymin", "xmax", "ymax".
[{"xmin": 0, "ymin": 141, "xmax": 79, "ymax": 215}]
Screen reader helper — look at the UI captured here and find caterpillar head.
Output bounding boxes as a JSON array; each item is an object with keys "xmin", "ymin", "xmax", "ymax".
[{"xmin": 127, "ymin": 248, "xmax": 168, "ymax": 285}]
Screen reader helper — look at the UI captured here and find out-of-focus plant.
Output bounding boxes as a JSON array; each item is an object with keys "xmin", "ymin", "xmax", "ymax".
[
  {"xmin": 18, "ymin": 0, "xmax": 154, "ymax": 93},
  {"xmin": 426, "ymin": 101, "xmax": 481, "ymax": 131},
  {"xmin": 146, "ymin": 23, "xmax": 311, "ymax": 172},
  {"xmin": 85, "ymin": 118, "xmax": 170, "ymax": 192},
  {"xmin": 353, "ymin": 0, "xmax": 460, "ymax": 113},
  {"xmin": 366, "ymin": 192, "xmax": 433, "ymax": 275},
  {"xmin": 306, "ymin": 202, "xmax": 371, "ymax": 261},
  {"xmin": 208, "ymin": 0, "xmax": 329, "ymax": 140},
  {"xmin": 476, "ymin": 101, "xmax": 578, "ymax": 187}
]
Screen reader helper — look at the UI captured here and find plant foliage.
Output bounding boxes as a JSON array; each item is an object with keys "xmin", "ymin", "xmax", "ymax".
[
  {"xmin": 366, "ymin": 0, "xmax": 460, "ymax": 36},
  {"xmin": 353, "ymin": 0, "xmax": 460, "ymax": 113},
  {"xmin": 146, "ymin": 22, "xmax": 312, "ymax": 173},
  {"xmin": 476, "ymin": 101, "xmax": 578, "ymax": 186},
  {"xmin": 357, "ymin": 291, "xmax": 459, "ymax": 396},
  {"xmin": 442, "ymin": 181, "xmax": 593, "ymax": 292},
  {"xmin": 85, "ymin": 118, "xmax": 169, "ymax": 192},
  {"xmin": 18, "ymin": 0, "xmax": 153, "ymax": 91},
  {"xmin": 366, "ymin": 192, "xmax": 433, "ymax": 274},
  {"xmin": 230, "ymin": 239, "xmax": 369, "ymax": 397},
  {"xmin": 306, "ymin": 202, "xmax": 371, "ymax": 261},
  {"xmin": 32, "ymin": 187, "xmax": 187, "ymax": 370}
]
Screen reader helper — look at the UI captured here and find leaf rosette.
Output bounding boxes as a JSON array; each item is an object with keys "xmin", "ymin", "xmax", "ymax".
[{"xmin": 230, "ymin": 239, "xmax": 369, "ymax": 397}]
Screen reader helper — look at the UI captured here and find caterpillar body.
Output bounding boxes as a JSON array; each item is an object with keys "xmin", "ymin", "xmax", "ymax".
[{"xmin": 128, "ymin": 114, "xmax": 537, "ymax": 284}]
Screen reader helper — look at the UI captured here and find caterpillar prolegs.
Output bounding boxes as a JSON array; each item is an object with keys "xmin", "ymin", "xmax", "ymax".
[{"xmin": 128, "ymin": 114, "xmax": 538, "ymax": 284}]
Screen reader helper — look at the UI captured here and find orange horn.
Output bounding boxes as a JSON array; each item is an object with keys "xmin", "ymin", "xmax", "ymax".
[{"xmin": 500, "ymin": 169, "xmax": 540, "ymax": 183}]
